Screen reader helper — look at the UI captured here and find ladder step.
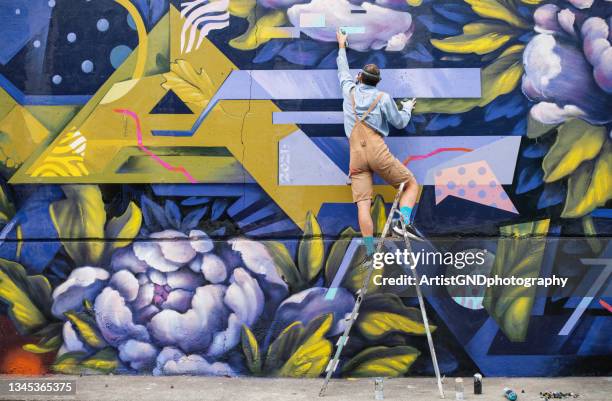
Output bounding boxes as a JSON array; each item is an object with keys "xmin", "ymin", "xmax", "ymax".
[
  {"xmin": 336, "ymin": 336, "xmax": 349, "ymax": 347},
  {"xmin": 325, "ymin": 358, "xmax": 340, "ymax": 373}
]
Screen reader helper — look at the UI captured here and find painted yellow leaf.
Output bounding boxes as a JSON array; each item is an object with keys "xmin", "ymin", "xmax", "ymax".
[
  {"xmin": 23, "ymin": 335, "xmax": 62, "ymax": 354},
  {"xmin": 50, "ymin": 185, "xmax": 106, "ymax": 267},
  {"xmin": 65, "ymin": 311, "xmax": 107, "ymax": 349},
  {"xmin": 562, "ymin": 142, "xmax": 612, "ymax": 218},
  {"xmin": 542, "ymin": 119, "xmax": 606, "ymax": 183},
  {"xmin": 162, "ymin": 60, "xmax": 215, "ymax": 109},
  {"xmin": 431, "ymin": 22, "xmax": 517, "ymax": 55},
  {"xmin": 465, "ymin": 0, "xmax": 529, "ymax": 28},
  {"xmin": 241, "ymin": 324, "xmax": 262, "ymax": 374},
  {"xmin": 483, "ymin": 220, "xmax": 550, "ymax": 341},
  {"xmin": 230, "ymin": 9, "xmax": 287, "ymax": 50},
  {"xmin": 105, "ymin": 201, "xmax": 142, "ymax": 252},
  {"xmin": 265, "ymin": 241, "xmax": 304, "ymax": 290},
  {"xmin": 324, "ymin": 227, "xmax": 358, "ymax": 287},
  {"xmin": 521, "ymin": 0, "xmax": 544, "ymax": 4},
  {"xmin": 278, "ymin": 314, "xmax": 333, "ymax": 378},
  {"xmin": 228, "ymin": 0, "xmax": 256, "ymax": 18},
  {"xmin": 52, "ymin": 351, "xmax": 87, "ymax": 374},
  {"xmin": 371, "ymin": 195, "xmax": 387, "ymax": 236},
  {"xmin": 80, "ymin": 348, "xmax": 118, "ymax": 373},
  {"xmin": 342, "ymin": 346, "xmax": 420, "ymax": 377},
  {"xmin": 0, "ymin": 258, "xmax": 50, "ymax": 334},
  {"xmin": 416, "ymin": 45, "xmax": 524, "ymax": 114},
  {"xmin": 407, "ymin": 0, "xmax": 423, "ymax": 6},
  {"xmin": 297, "ymin": 211, "xmax": 325, "ymax": 282},
  {"xmin": 264, "ymin": 321, "xmax": 303, "ymax": 372},
  {"xmin": 358, "ymin": 311, "xmax": 436, "ymax": 340},
  {"xmin": 527, "ymin": 114, "xmax": 559, "ymax": 138}
]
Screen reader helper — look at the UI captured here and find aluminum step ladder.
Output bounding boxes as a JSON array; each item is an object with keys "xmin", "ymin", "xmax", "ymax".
[{"xmin": 319, "ymin": 182, "xmax": 445, "ymax": 398}]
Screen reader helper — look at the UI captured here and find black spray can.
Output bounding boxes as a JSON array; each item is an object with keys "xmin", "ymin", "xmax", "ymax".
[{"xmin": 473, "ymin": 373, "xmax": 482, "ymax": 394}]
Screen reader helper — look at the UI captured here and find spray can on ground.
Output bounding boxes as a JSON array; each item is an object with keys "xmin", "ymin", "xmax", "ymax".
[
  {"xmin": 455, "ymin": 378, "xmax": 464, "ymax": 400},
  {"xmin": 474, "ymin": 373, "xmax": 482, "ymax": 394},
  {"xmin": 503, "ymin": 387, "xmax": 517, "ymax": 401},
  {"xmin": 374, "ymin": 377, "xmax": 384, "ymax": 400}
]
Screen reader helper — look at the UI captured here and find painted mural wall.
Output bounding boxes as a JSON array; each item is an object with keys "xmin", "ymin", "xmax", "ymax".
[{"xmin": 0, "ymin": 0, "xmax": 610, "ymax": 378}]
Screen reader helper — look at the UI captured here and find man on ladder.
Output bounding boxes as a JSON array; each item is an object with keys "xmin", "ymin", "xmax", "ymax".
[
  {"xmin": 319, "ymin": 29, "xmax": 444, "ymax": 398},
  {"xmin": 336, "ymin": 29, "xmax": 424, "ymax": 257}
]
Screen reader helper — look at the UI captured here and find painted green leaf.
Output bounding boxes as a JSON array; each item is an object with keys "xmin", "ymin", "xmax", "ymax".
[
  {"xmin": 342, "ymin": 346, "xmax": 420, "ymax": 377},
  {"xmin": 81, "ymin": 348, "xmax": 119, "ymax": 373},
  {"xmin": 358, "ymin": 293, "xmax": 435, "ymax": 340},
  {"xmin": 464, "ymin": 0, "xmax": 529, "ymax": 28},
  {"xmin": 358, "ymin": 311, "xmax": 435, "ymax": 340},
  {"xmin": 241, "ymin": 325, "xmax": 262, "ymax": 374},
  {"xmin": 562, "ymin": 142, "xmax": 612, "ymax": 218},
  {"xmin": 0, "ymin": 258, "xmax": 51, "ymax": 335},
  {"xmin": 542, "ymin": 119, "xmax": 606, "ymax": 183},
  {"xmin": 431, "ymin": 21, "xmax": 518, "ymax": 55},
  {"xmin": 23, "ymin": 335, "xmax": 62, "ymax": 354},
  {"xmin": 483, "ymin": 219, "xmax": 550, "ymax": 341},
  {"xmin": 527, "ymin": 115, "xmax": 559, "ymax": 139},
  {"xmin": 105, "ymin": 201, "xmax": 142, "ymax": 250},
  {"xmin": 229, "ymin": 8, "xmax": 287, "ymax": 51},
  {"xmin": 297, "ymin": 211, "xmax": 325, "ymax": 282},
  {"xmin": 416, "ymin": 45, "xmax": 524, "ymax": 114},
  {"xmin": 65, "ymin": 311, "xmax": 107, "ymax": 349},
  {"xmin": 162, "ymin": 60, "xmax": 215, "ymax": 110},
  {"xmin": 265, "ymin": 241, "xmax": 304, "ymax": 291},
  {"xmin": 0, "ymin": 184, "xmax": 15, "ymax": 224},
  {"xmin": 52, "ymin": 351, "xmax": 87, "ymax": 374},
  {"xmin": 50, "ymin": 185, "xmax": 106, "ymax": 266},
  {"xmin": 277, "ymin": 314, "xmax": 332, "ymax": 378},
  {"xmin": 371, "ymin": 195, "xmax": 387, "ymax": 237},
  {"xmin": 264, "ymin": 321, "xmax": 304, "ymax": 373},
  {"xmin": 324, "ymin": 227, "xmax": 358, "ymax": 287}
]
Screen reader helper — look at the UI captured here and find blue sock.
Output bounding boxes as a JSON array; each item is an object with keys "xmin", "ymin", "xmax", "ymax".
[
  {"xmin": 400, "ymin": 206, "xmax": 413, "ymax": 225},
  {"xmin": 363, "ymin": 236, "xmax": 375, "ymax": 256}
]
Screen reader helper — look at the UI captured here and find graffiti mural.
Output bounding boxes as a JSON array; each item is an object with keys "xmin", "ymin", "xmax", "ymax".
[{"xmin": 0, "ymin": 0, "xmax": 610, "ymax": 378}]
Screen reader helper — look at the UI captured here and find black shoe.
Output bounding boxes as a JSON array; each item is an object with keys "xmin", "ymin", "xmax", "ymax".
[{"xmin": 392, "ymin": 220, "xmax": 425, "ymax": 241}]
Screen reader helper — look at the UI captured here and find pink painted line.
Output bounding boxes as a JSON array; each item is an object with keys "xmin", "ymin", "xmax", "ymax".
[
  {"xmin": 600, "ymin": 299, "xmax": 612, "ymax": 313},
  {"xmin": 403, "ymin": 147, "xmax": 473, "ymax": 166},
  {"xmin": 114, "ymin": 109, "xmax": 198, "ymax": 183}
]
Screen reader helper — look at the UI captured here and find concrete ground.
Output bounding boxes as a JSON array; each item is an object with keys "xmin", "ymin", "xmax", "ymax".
[{"xmin": 0, "ymin": 376, "xmax": 611, "ymax": 401}]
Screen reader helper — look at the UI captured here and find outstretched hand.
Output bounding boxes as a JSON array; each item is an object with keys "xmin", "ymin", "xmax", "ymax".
[
  {"xmin": 401, "ymin": 98, "xmax": 417, "ymax": 112},
  {"xmin": 337, "ymin": 29, "xmax": 348, "ymax": 48}
]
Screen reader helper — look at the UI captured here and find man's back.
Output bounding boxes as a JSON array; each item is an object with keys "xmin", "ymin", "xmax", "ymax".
[{"xmin": 336, "ymin": 47, "xmax": 412, "ymax": 138}]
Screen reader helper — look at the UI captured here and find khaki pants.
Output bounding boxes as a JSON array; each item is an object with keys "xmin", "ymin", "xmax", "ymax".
[{"xmin": 348, "ymin": 93, "xmax": 415, "ymax": 203}]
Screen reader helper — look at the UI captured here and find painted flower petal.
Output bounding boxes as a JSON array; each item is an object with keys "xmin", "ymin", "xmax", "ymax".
[
  {"xmin": 160, "ymin": 354, "xmax": 236, "ymax": 376},
  {"xmin": 94, "ymin": 287, "xmax": 150, "ymax": 346},
  {"xmin": 148, "ymin": 285, "xmax": 227, "ymax": 353},
  {"xmin": 162, "ymin": 289, "xmax": 193, "ymax": 313},
  {"xmin": 148, "ymin": 269, "xmax": 167, "ymax": 285},
  {"xmin": 134, "ymin": 304, "xmax": 159, "ymax": 325},
  {"xmin": 62, "ymin": 321, "xmax": 86, "ymax": 353},
  {"xmin": 189, "ymin": 230, "xmax": 214, "ymax": 253},
  {"xmin": 150, "ymin": 230, "xmax": 197, "ymax": 265},
  {"xmin": 132, "ymin": 282, "xmax": 154, "ymax": 311},
  {"xmin": 166, "ymin": 268, "xmax": 205, "ymax": 290},
  {"xmin": 133, "ymin": 241, "xmax": 182, "ymax": 273},
  {"xmin": 206, "ymin": 313, "xmax": 241, "ymax": 357},
  {"xmin": 200, "ymin": 253, "xmax": 228, "ymax": 284},
  {"xmin": 51, "ymin": 267, "xmax": 109, "ymax": 319},
  {"xmin": 109, "ymin": 270, "xmax": 139, "ymax": 302},
  {"xmin": 153, "ymin": 346, "xmax": 184, "ymax": 376},
  {"xmin": 111, "ymin": 247, "xmax": 148, "ymax": 274},
  {"xmin": 224, "ymin": 268, "xmax": 264, "ymax": 326},
  {"xmin": 118, "ymin": 339, "xmax": 158, "ymax": 371}
]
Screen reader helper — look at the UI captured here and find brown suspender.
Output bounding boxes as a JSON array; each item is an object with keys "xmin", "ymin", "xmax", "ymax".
[{"xmin": 351, "ymin": 91, "xmax": 384, "ymax": 122}]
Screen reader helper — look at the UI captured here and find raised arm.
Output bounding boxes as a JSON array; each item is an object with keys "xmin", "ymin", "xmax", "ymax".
[
  {"xmin": 336, "ymin": 30, "xmax": 355, "ymax": 98},
  {"xmin": 381, "ymin": 95, "xmax": 415, "ymax": 129}
]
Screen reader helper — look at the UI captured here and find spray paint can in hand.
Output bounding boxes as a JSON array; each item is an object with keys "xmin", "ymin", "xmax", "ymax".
[
  {"xmin": 374, "ymin": 377, "xmax": 384, "ymax": 400},
  {"xmin": 474, "ymin": 373, "xmax": 482, "ymax": 394},
  {"xmin": 455, "ymin": 378, "xmax": 464, "ymax": 400},
  {"xmin": 503, "ymin": 387, "xmax": 517, "ymax": 401}
]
